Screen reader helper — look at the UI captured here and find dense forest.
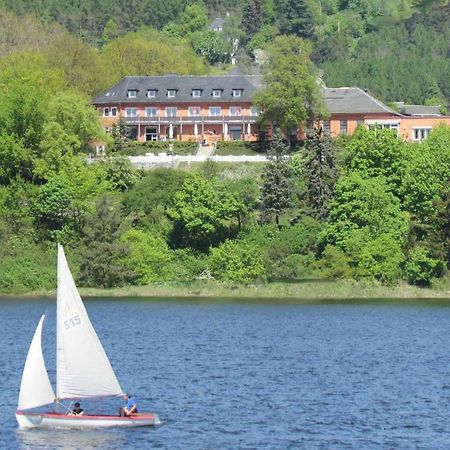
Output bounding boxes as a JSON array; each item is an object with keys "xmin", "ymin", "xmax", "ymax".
[
  {"xmin": 0, "ymin": 0, "xmax": 448, "ymax": 293},
  {"xmin": 0, "ymin": 0, "xmax": 448, "ymax": 107}
]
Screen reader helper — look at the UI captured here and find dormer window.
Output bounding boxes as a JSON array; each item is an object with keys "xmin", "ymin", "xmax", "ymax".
[
  {"xmin": 192, "ymin": 89, "xmax": 202, "ymax": 98},
  {"xmin": 232, "ymin": 89, "xmax": 242, "ymax": 98},
  {"xmin": 212, "ymin": 89, "xmax": 222, "ymax": 98},
  {"xmin": 167, "ymin": 89, "xmax": 177, "ymax": 98},
  {"xmin": 147, "ymin": 89, "xmax": 157, "ymax": 98},
  {"xmin": 127, "ymin": 90, "xmax": 138, "ymax": 98}
]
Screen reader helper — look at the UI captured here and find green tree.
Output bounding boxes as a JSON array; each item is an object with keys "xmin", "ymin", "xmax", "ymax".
[
  {"xmin": 102, "ymin": 18, "xmax": 120, "ymax": 45},
  {"xmin": 242, "ymin": 0, "xmax": 264, "ymax": 42},
  {"xmin": 190, "ymin": 30, "xmax": 230, "ymax": 64},
  {"xmin": 209, "ymin": 239, "xmax": 264, "ymax": 282},
  {"xmin": 79, "ymin": 196, "xmax": 135, "ymax": 288},
  {"xmin": 260, "ymin": 132, "xmax": 294, "ymax": 226},
  {"xmin": 0, "ymin": 133, "xmax": 34, "ymax": 185},
  {"xmin": 33, "ymin": 176, "xmax": 78, "ymax": 240},
  {"xmin": 255, "ymin": 35, "xmax": 324, "ymax": 136},
  {"xmin": 120, "ymin": 229, "xmax": 172, "ymax": 284},
  {"xmin": 104, "ymin": 156, "xmax": 140, "ymax": 191},
  {"xmin": 404, "ymin": 246, "xmax": 444, "ymax": 287},
  {"xmin": 277, "ymin": 0, "xmax": 317, "ymax": 40},
  {"xmin": 356, "ymin": 234, "xmax": 405, "ymax": 284},
  {"xmin": 169, "ymin": 174, "xmax": 237, "ymax": 251},
  {"xmin": 344, "ymin": 127, "xmax": 408, "ymax": 198},
  {"xmin": 303, "ymin": 126, "xmax": 339, "ymax": 220},
  {"xmin": 321, "ymin": 173, "xmax": 409, "ymax": 255}
]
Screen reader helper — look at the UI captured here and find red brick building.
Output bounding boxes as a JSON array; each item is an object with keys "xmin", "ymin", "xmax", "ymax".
[{"xmin": 93, "ymin": 75, "xmax": 450, "ymax": 146}]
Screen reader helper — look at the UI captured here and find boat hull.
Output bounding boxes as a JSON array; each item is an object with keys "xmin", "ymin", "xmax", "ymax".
[{"xmin": 16, "ymin": 411, "xmax": 161, "ymax": 428}]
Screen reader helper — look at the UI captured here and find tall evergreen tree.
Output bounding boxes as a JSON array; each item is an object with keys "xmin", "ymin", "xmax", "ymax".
[
  {"xmin": 261, "ymin": 131, "xmax": 293, "ymax": 226},
  {"xmin": 303, "ymin": 125, "xmax": 339, "ymax": 220},
  {"xmin": 242, "ymin": 0, "xmax": 264, "ymax": 43},
  {"xmin": 277, "ymin": 0, "xmax": 316, "ymax": 40}
]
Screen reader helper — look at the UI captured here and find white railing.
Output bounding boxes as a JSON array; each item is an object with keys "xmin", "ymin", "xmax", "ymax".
[{"xmin": 129, "ymin": 153, "xmax": 268, "ymax": 167}]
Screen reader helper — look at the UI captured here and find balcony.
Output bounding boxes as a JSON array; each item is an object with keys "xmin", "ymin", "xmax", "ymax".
[{"xmin": 122, "ymin": 115, "xmax": 258, "ymax": 125}]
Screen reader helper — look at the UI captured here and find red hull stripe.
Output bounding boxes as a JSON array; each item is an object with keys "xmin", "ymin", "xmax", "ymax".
[{"xmin": 16, "ymin": 411, "xmax": 156, "ymax": 420}]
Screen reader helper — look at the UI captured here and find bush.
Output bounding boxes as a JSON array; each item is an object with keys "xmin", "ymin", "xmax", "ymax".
[
  {"xmin": 356, "ymin": 234, "xmax": 405, "ymax": 285},
  {"xmin": 315, "ymin": 245, "xmax": 353, "ymax": 279},
  {"xmin": 404, "ymin": 246, "xmax": 445, "ymax": 287},
  {"xmin": 209, "ymin": 239, "xmax": 264, "ymax": 283},
  {"xmin": 117, "ymin": 140, "xmax": 197, "ymax": 156},
  {"xmin": 215, "ymin": 141, "xmax": 266, "ymax": 156}
]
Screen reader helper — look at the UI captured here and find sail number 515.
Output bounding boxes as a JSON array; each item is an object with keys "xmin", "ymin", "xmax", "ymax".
[{"xmin": 64, "ymin": 315, "xmax": 81, "ymax": 330}]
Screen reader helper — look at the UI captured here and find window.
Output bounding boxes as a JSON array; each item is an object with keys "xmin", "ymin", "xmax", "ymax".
[
  {"xmin": 125, "ymin": 107, "xmax": 137, "ymax": 117},
  {"xmin": 212, "ymin": 89, "xmax": 222, "ymax": 98},
  {"xmin": 209, "ymin": 106, "xmax": 221, "ymax": 116},
  {"xmin": 356, "ymin": 119, "xmax": 364, "ymax": 127},
  {"xmin": 145, "ymin": 126, "xmax": 158, "ymax": 141},
  {"xmin": 189, "ymin": 106, "xmax": 201, "ymax": 116},
  {"xmin": 166, "ymin": 107, "xmax": 177, "ymax": 117},
  {"xmin": 229, "ymin": 106, "xmax": 242, "ymax": 116},
  {"xmin": 232, "ymin": 89, "xmax": 242, "ymax": 97},
  {"xmin": 250, "ymin": 106, "xmax": 260, "ymax": 116},
  {"xmin": 103, "ymin": 107, "xmax": 117, "ymax": 117},
  {"xmin": 323, "ymin": 120, "xmax": 331, "ymax": 134},
  {"xmin": 192, "ymin": 89, "xmax": 202, "ymax": 98},
  {"xmin": 147, "ymin": 89, "xmax": 157, "ymax": 98},
  {"xmin": 145, "ymin": 107, "xmax": 158, "ymax": 117},
  {"xmin": 340, "ymin": 120, "xmax": 348, "ymax": 135},
  {"xmin": 167, "ymin": 89, "xmax": 177, "ymax": 98},
  {"xmin": 127, "ymin": 90, "xmax": 137, "ymax": 98},
  {"xmin": 413, "ymin": 127, "xmax": 432, "ymax": 142},
  {"xmin": 368, "ymin": 122, "xmax": 399, "ymax": 136}
]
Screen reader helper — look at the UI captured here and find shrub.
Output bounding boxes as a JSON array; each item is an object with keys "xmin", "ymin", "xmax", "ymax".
[
  {"xmin": 209, "ymin": 239, "xmax": 264, "ymax": 283},
  {"xmin": 404, "ymin": 246, "xmax": 445, "ymax": 287}
]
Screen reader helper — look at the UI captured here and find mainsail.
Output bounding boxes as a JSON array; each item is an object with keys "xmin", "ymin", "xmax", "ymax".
[
  {"xmin": 18, "ymin": 315, "xmax": 55, "ymax": 410},
  {"xmin": 56, "ymin": 244, "xmax": 123, "ymax": 399}
]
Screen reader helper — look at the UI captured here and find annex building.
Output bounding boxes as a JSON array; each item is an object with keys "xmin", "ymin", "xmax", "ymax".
[{"xmin": 93, "ymin": 74, "xmax": 450, "ymax": 145}]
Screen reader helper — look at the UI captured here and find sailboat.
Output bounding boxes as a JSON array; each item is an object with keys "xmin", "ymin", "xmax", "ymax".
[{"xmin": 15, "ymin": 244, "xmax": 161, "ymax": 428}]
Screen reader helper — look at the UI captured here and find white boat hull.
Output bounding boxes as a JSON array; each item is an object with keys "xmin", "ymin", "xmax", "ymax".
[{"xmin": 16, "ymin": 411, "xmax": 161, "ymax": 428}]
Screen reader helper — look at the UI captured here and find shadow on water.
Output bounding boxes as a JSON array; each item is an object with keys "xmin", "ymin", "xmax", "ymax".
[{"xmin": 15, "ymin": 428, "xmax": 126, "ymax": 450}]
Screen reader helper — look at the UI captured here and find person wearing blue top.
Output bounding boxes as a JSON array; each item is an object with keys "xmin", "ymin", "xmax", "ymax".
[{"xmin": 119, "ymin": 393, "xmax": 138, "ymax": 417}]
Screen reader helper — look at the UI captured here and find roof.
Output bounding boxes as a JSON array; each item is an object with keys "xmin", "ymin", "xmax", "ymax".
[
  {"xmin": 93, "ymin": 75, "xmax": 262, "ymax": 104},
  {"xmin": 323, "ymin": 87, "xmax": 399, "ymax": 115},
  {"xmin": 210, "ymin": 17, "xmax": 225, "ymax": 31},
  {"xmin": 400, "ymin": 104, "xmax": 441, "ymax": 116}
]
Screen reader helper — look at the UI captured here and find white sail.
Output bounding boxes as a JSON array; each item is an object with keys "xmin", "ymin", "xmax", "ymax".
[
  {"xmin": 56, "ymin": 244, "xmax": 123, "ymax": 399},
  {"xmin": 18, "ymin": 315, "xmax": 55, "ymax": 410}
]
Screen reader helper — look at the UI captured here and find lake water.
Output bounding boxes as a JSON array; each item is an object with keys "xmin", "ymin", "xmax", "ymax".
[{"xmin": 2, "ymin": 297, "xmax": 450, "ymax": 449}]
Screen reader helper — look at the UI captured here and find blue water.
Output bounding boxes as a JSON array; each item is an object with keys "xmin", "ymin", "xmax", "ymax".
[{"xmin": 2, "ymin": 297, "xmax": 450, "ymax": 449}]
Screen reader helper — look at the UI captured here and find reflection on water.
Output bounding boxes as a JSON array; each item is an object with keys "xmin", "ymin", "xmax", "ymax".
[
  {"xmin": 3, "ymin": 297, "xmax": 450, "ymax": 449},
  {"xmin": 16, "ymin": 428, "xmax": 126, "ymax": 450}
]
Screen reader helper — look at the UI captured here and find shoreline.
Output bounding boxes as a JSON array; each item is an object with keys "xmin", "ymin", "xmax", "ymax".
[{"xmin": 1, "ymin": 280, "xmax": 449, "ymax": 300}]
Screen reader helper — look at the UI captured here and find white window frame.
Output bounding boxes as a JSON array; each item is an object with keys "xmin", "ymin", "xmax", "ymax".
[
  {"xmin": 212, "ymin": 89, "xmax": 222, "ymax": 98},
  {"xmin": 412, "ymin": 127, "xmax": 432, "ymax": 142},
  {"xmin": 229, "ymin": 106, "xmax": 242, "ymax": 116},
  {"xmin": 111, "ymin": 107, "xmax": 117, "ymax": 117},
  {"xmin": 147, "ymin": 90, "xmax": 157, "ymax": 98},
  {"xmin": 125, "ymin": 107, "xmax": 137, "ymax": 117},
  {"xmin": 209, "ymin": 106, "xmax": 221, "ymax": 116},
  {"xmin": 189, "ymin": 106, "xmax": 201, "ymax": 117},
  {"xmin": 165, "ymin": 107, "xmax": 177, "ymax": 117},
  {"xmin": 192, "ymin": 89, "xmax": 202, "ymax": 98},
  {"xmin": 167, "ymin": 89, "xmax": 177, "ymax": 98},
  {"xmin": 232, "ymin": 89, "xmax": 242, "ymax": 98},
  {"xmin": 103, "ymin": 107, "xmax": 110, "ymax": 117},
  {"xmin": 127, "ymin": 90, "xmax": 137, "ymax": 98},
  {"xmin": 250, "ymin": 106, "xmax": 260, "ymax": 117},
  {"xmin": 145, "ymin": 107, "xmax": 158, "ymax": 117}
]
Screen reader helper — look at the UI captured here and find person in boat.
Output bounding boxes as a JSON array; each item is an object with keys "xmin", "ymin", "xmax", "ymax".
[
  {"xmin": 68, "ymin": 402, "xmax": 84, "ymax": 416},
  {"xmin": 119, "ymin": 393, "xmax": 138, "ymax": 416}
]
